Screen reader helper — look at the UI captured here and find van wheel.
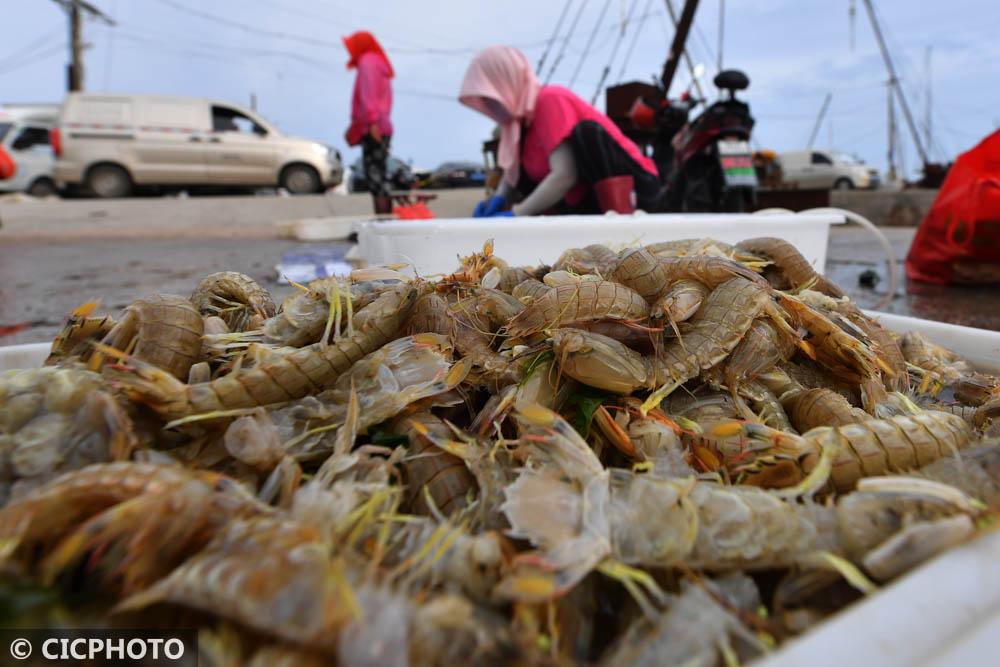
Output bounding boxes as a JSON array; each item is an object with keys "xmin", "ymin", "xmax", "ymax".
[
  {"xmin": 86, "ymin": 164, "xmax": 132, "ymax": 198},
  {"xmin": 27, "ymin": 178, "xmax": 58, "ymax": 198},
  {"xmin": 833, "ymin": 178, "xmax": 854, "ymax": 191},
  {"xmin": 280, "ymin": 164, "xmax": 321, "ymax": 195}
]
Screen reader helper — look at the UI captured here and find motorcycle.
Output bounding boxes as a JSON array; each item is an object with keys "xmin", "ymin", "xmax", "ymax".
[{"xmin": 630, "ymin": 67, "xmax": 758, "ymax": 212}]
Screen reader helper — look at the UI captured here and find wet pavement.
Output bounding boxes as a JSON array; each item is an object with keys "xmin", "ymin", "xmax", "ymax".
[
  {"xmin": 825, "ymin": 226, "xmax": 1000, "ymax": 331},
  {"xmin": 3, "ymin": 222, "xmax": 1000, "ymax": 348},
  {"xmin": 0, "ymin": 238, "xmax": 332, "ymax": 345}
]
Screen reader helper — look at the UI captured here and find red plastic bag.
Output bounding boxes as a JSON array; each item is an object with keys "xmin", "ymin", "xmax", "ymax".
[
  {"xmin": 906, "ymin": 130, "xmax": 1000, "ymax": 284},
  {"xmin": 0, "ymin": 146, "xmax": 15, "ymax": 180}
]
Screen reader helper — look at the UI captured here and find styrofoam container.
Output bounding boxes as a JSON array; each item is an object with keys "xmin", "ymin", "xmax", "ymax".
[
  {"xmin": 354, "ymin": 212, "xmax": 844, "ymax": 277},
  {"xmin": 2, "ymin": 313, "xmax": 999, "ymax": 666},
  {"xmin": 0, "ymin": 342, "xmax": 49, "ymax": 370}
]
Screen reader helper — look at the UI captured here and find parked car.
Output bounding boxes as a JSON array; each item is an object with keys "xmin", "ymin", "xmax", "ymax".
[
  {"xmin": 424, "ymin": 160, "xmax": 487, "ymax": 189},
  {"xmin": 778, "ymin": 150, "xmax": 879, "ymax": 190},
  {"xmin": 53, "ymin": 93, "xmax": 343, "ymax": 198},
  {"xmin": 348, "ymin": 155, "xmax": 416, "ymax": 193},
  {"xmin": 0, "ymin": 104, "xmax": 59, "ymax": 197}
]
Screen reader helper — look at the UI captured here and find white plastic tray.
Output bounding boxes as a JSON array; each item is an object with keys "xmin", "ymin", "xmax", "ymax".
[
  {"xmin": 354, "ymin": 212, "xmax": 844, "ymax": 277},
  {"xmin": 2, "ymin": 314, "xmax": 999, "ymax": 667}
]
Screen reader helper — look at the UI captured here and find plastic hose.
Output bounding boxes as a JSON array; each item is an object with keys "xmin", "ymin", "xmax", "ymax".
[
  {"xmin": 801, "ymin": 207, "xmax": 897, "ymax": 311},
  {"xmin": 751, "ymin": 206, "xmax": 897, "ymax": 310}
]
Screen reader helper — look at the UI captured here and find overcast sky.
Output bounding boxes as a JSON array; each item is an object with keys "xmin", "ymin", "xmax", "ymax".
[{"xmin": 2, "ymin": 0, "xmax": 997, "ymax": 176}]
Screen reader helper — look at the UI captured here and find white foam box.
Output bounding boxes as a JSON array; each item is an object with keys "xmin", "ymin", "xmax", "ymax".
[
  {"xmin": 354, "ymin": 212, "xmax": 844, "ymax": 276},
  {"xmin": 3, "ymin": 312, "xmax": 999, "ymax": 667}
]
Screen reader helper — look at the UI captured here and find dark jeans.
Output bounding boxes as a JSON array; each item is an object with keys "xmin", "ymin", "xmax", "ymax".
[{"xmin": 362, "ymin": 134, "xmax": 391, "ymax": 199}]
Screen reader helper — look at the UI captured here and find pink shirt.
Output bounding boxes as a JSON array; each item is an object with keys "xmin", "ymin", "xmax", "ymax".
[
  {"xmin": 347, "ymin": 51, "xmax": 393, "ymax": 144},
  {"xmin": 521, "ymin": 85, "xmax": 657, "ymax": 204}
]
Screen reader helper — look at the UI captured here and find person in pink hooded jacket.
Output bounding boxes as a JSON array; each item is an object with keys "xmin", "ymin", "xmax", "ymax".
[
  {"xmin": 460, "ymin": 45, "xmax": 659, "ymax": 217},
  {"xmin": 344, "ymin": 31, "xmax": 394, "ymax": 214}
]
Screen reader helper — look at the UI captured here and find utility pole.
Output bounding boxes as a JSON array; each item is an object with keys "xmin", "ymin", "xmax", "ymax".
[
  {"xmin": 807, "ymin": 92, "xmax": 832, "ymax": 149},
  {"xmin": 861, "ymin": 0, "xmax": 928, "ymax": 166},
  {"xmin": 51, "ymin": 0, "xmax": 116, "ymax": 92}
]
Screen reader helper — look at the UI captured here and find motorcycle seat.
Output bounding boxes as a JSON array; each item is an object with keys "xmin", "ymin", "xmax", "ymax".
[{"xmin": 713, "ymin": 70, "xmax": 750, "ymax": 92}]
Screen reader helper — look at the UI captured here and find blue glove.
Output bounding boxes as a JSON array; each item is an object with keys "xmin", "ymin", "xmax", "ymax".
[
  {"xmin": 489, "ymin": 209, "xmax": 514, "ymax": 217},
  {"xmin": 473, "ymin": 194, "xmax": 507, "ymax": 218}
]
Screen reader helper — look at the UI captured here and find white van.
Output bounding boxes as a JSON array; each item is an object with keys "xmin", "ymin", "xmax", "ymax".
[
  {"xmin": 54, "ymin": 93, "xmax": 343, "ymax": 197},
  {"xmin": 0, "ymin": 104, "xmax": 59, "ymax": 197},
  {"xmin": 779, "ymin": 150, "xmax": 880, "ymax": 190}
]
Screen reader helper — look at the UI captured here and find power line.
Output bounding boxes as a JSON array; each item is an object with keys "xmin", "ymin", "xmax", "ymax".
[
  {"xmin": 616, "ymin": 0, "xmax": 653, "ymax": 81},
  {"xmin": 153, "ymin": 0, "xmax": 547, "ymax": 56},
  {"xmin": 150, "ymin": 0, "xmax": 340, "ymax": 49},
  {"xmin": 113, "ymin": 29, "xmax": 459, "ymax": 101},
  {"xmin": 0, "ymin": 44, "xmax": 67, "ymax": 75},
  {"xmin": 545, "ymin": 0, "xmax": 588, "ymax": 83},
  {"xmin": 568, "ymin": 0, "xmax": 612, "ymax": 87},
  {"xmin": 590, "ymin": 0, "xmax": 640, "ymax": 104},
  {"xmin": 538, "ymin": 0, "xmax": 575, "ymax": 73},
  {"xmin": 0, "ymin": 30, "xmax": 64, "ymax": 70}
]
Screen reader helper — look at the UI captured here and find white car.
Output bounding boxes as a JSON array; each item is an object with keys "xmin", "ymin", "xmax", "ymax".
[
  {"xmin": 779, "ymin": 150, "xmax": 880, "ymax": 190},
  {"xmin": 0, "ymin": 105, "xmax": 59, "ymax": 197},
  {"xmin": 54, "ymin": 93, "xmax": 343, "ymax": 197}
]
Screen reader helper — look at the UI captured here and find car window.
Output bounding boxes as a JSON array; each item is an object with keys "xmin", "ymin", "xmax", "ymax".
[
  {"xmin": 11, "ymin": 126, "xmax": 50, "ymax": 151},
  {"xmin": 810, "ymin": 152, "xmax": 832, "ymax": 165},
  {"xmin": 211, "ymin": 106, "xmax": 266, "ymax": 136},
  {"xmin": 0, "ymin": 122, "xmax": 11, "ymax": 143},
  {"xmin": 833, "ymin": 152, "xmax": 860, "ymax": 165}
]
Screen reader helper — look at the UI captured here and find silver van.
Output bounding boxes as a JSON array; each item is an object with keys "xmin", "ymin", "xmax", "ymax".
[
  {"xmin": 779, "ymin": 150, "xmax": 880, "ymax": 190},
  {"xmin": 54, "ymin": 93, "xmax": 343, "ymax": 197},
  {"xmin": 0, "ymin": 104, "xmax": 59, "ymax": 197}
]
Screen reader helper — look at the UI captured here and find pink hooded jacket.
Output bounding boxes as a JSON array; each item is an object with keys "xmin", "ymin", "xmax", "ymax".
[
  {"xmin": 459, "ymin": 45, "xmax": 656, "ymax": 195},
  {"xmin": 344, "ymin": 32, "xmax": 394, "ymax": 146}
]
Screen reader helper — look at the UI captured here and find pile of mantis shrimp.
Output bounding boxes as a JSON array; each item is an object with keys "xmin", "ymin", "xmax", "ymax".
[{"xmin": 3, "ymin": 236, "xmax": 1000, "ymax": 666}]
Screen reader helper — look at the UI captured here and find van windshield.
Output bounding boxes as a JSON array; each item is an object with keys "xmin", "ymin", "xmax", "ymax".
[{"xmin": 0, "ymin": 122, "xmax": 11, "ymax": 142}]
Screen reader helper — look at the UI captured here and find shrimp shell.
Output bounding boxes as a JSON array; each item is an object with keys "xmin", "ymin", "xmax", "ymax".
[
  {"xmin": 650, "ymin": 277, "xmax": 771, "ymax": 387},
  {"xmin": 782, "ymin": 388, "xmax": 867, "ymax": 432},
  {"xmin": 45, "ymin": 314, "xmax": 115, "ymax": 367},
  {"xmin": 506, "ymin": 280, "xmax": 649, "ymax": 338},
  {"xmin": 190, "ymin": 271, "xmax": 276, "ymax": 332},
  {"xmin": 113, "ymin": 284, "xmax": 421, "ymax": 420},
  {"xmin": 724, "ymin": 317, "xmax": 799, "ymax": 388},
  {"xmin": 553, "ymin": 244, "xmax": 619, "ymax": 276},
  {"xmin": 101, "ymin": 294, "xmax": 204, "ymax": 380},
  {"xmin": 0, "ymin": 462, "xmax": 250, "ymax": 559},
  {"xmin": 511, "ymin": 278, "xmax": 552, "ymax": 305},
  {"xmin": 651, "ymin": 279, "xmax": 709, "ymax": 322},
  {"xmin": 657, "ymin": 255, "xmax": 768, "ymax": 289},
  {"xmin": 736, "ymin": 236, "xmax": 845, "ymax": 297},
  {"xmin": 1, "ymin": 368, "xmax": 136, "ymax": 504},
  {"xmin": 612, "ymin": 247, "xmax": 670, "ymax": 303},
  {"xmin": 901, "ymin": 331, "xmax": 973, "ymax": 385},
  {"xmin": 740, "ymin": 411, "xmax": 975, "ymax": 492},
  {"xmin": 116, "ymin": 516, "xmax": 353, "ymax": 651},
  {"xmin": 394, "ymin": 411, "xmax": 477, "ymax": 518}
]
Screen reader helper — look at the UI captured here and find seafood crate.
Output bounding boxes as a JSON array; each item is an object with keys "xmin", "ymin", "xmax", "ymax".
[
  {"xmin": 354, "ymin": 211, "xmax": 844, "ymax": 276},
  {"xmin": 2, "ymin": 314, "xmax": 998, "ymax": 667}
]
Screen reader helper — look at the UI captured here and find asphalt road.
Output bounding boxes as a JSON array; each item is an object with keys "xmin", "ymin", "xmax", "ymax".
[{"xmin": 2, "ymin": 191, "xmax": 998, "ymax": 346}]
